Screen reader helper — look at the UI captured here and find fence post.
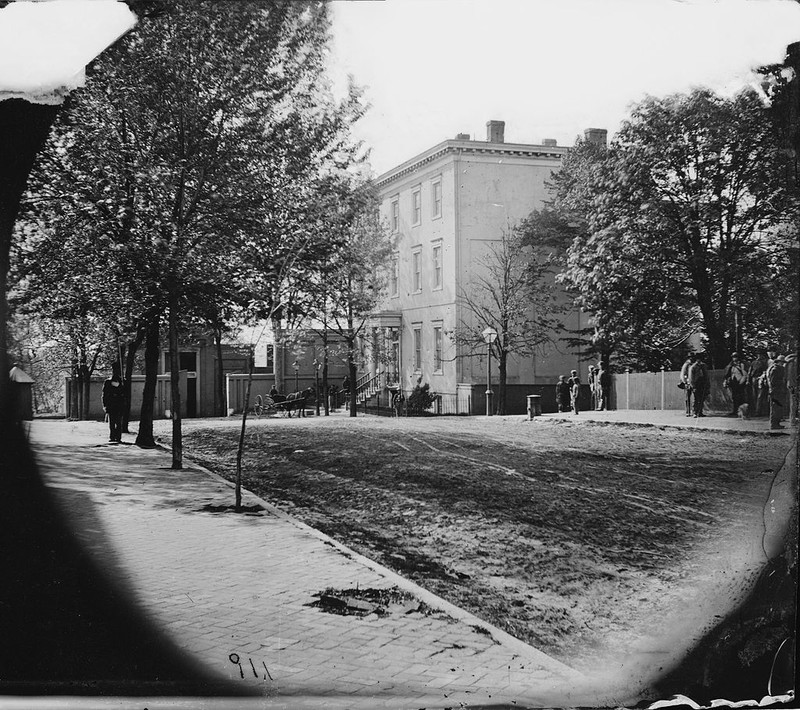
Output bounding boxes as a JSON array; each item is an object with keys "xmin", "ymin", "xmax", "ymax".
[
  {"xmin": 626, "ymin": 368, "xmax": 631, "ymax": 410},
  {"xmin": 660, "ymin": 366, "xmax": 665, "ymax": 410}
]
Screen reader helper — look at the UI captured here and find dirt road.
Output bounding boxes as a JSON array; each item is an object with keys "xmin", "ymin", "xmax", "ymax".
[{"xmin": 160, "ymin": 414, "xmax": 793, "ymax": 685}]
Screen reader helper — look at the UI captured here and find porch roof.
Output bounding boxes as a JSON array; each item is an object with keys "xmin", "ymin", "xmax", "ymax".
[{"xmin": 368, "ymin": 311, "xmax": 402, "ymax": 328}]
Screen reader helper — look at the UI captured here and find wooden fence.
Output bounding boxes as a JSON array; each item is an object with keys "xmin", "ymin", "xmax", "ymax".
[{"xmin": 611, "ymin": 369, "xmax": 735, "ymax": 412}]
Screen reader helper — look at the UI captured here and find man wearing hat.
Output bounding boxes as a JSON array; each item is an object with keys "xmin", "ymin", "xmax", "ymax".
[
  {"xmin": 680, "ymin": 353, "xmax": 695, "ymax": 417},
  {"xmin": 688, "ymin": 352, "xmax": 708, "ymax": 417},
  {"xmin": 747, "ymin": 351, "xmax": 768, "ymax": 417},
  {"xmin": 587, "ymin": 365, "xmax": 597, "ymax": 411},
  {"xmin": 723, "ymin": 351, "xmax": 748, "ymax": 416},
  {"xmin": 568, "ymin": 369, "xmax": 581, "ymax": 415},
  {"xmin": 767, "ymin": 354, "xmax": 786, "ymax": 430},
  {"xmin": 784, "ymin": 352, "xmax": 797, "ymax": 426}
]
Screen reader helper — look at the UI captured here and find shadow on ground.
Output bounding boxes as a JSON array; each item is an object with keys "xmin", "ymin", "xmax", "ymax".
[{"xmin": 0, "ymin": 423, "xmax": 257, "ymax": 696}]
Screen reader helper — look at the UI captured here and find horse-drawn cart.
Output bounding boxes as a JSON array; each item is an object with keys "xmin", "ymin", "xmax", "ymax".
[{"xmin": 253, "ymin": 388, "xmax": 314, "ymax": 418}]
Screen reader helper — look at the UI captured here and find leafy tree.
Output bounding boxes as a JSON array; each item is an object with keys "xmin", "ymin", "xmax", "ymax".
[
  {"xmin": 532, "ymin": 89, "xmax": 797, "ymax": 370},
  {"xmin": 451, "ymin": 225, "xmax": 560, "ymax": 415},
  {"xmin": 14, "ymin": 1, "xmax": 365, "ymax": 462},
  {"xmin": 305, "ymin": 175, "xmax": 392, "ymax": 417}
]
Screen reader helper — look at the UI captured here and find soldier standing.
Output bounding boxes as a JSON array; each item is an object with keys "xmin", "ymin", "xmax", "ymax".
[
  {"xmin": 680, "ymin": 354, "xmax": 694, "ymax": 417},
  {"xmin": 587, "ymin": 365, "xmax": 597, "ymax": 411},
  {"xmin": 568, "ymin": 369, "xmax": 581, "ymax": 415},
  {"xmin": 102, "ymin": 362, "xmax": 126, "ymax": 443},
  {"xmin": 688, "ymin": 353, "xmax": 708, "ymax": 418},
  {"xmin": 556, "ymin": 375, "xmax": 571, "ymax": 413},
  {"xmin": 723, "ymin": 352, "xmax": 748, "ymax": 416},
  {"xmin": 785, "ymin": 353, "xmax": 797, "ymax": 426},
  {"xmin": 596, "ymin": 362, "xmax": 610, "ymax": 411},
  {"xmin": 767, "ymin": 354, "xmax": 786, "ymax": 430},
  {"xmin": 747, "ymin": 352, "xmax": 768, "ymax": 416}
]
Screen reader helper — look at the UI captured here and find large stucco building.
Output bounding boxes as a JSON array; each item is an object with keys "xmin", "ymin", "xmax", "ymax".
[{"xmin": 367, "ymin": 121, "xmax": 606, "ymax": 413}]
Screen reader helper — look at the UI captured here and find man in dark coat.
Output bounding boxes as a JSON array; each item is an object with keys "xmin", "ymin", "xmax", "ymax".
[
  {"xmin": 767, "ymin": 354, "xmax": 786, "ymax": 430},
  {"xmin": 101, "ymin": 362, "xmax": 126, "ymax": 443},
  {"xmin": 747, "ymin": 352, "xmax": 768, "ymax": 416},
  {"xmin": 556, "ymin": 375, "xmax": 570, "ymax": 413},
  {"xmin": 680, "ymin": 354, "xmax": 695, "ymax": 417},
  {"xmin": 688, "ymin": 353, "xmax": 708, "ymax": 418},
  {"xmin": 596, "ymin": 362, "xmax": 610, "ymax": 411},
  {"xmin": 568, "ymin": 369, "xmax": 581, "ymax": 414},
  {"xmin": 587, "ymin": 365, "xmax": 597, "ymax": 411},
  {"xmin": 723, "ymin": 351, "xmax": 748, "ymax": 416}
]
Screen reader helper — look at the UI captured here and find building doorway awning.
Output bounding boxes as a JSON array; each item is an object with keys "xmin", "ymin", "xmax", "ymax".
[{"xmin": 368, "ymin": 311, "xmax": 402, "ymax": 329}]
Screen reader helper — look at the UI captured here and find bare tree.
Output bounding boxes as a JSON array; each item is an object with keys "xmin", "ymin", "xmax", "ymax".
[{"xmin": 451, "ymin": 226, "xmax": 560, "ymax": 415}]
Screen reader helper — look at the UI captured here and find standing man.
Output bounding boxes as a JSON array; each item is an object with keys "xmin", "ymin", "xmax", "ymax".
[
  {"xmin": 102, "ymin": 362, "xmax": 126, "ymax": 443},
  {"xmin": 785, "ymin": 352, "xmax": 797, "ymax": 426},
  {"xmin": 596, "ymin": 362, "xmax": 610, "ymax": 411},
  {"xmin": 587, "ymin": 365, "xmax": 597, "ymax": 412},
  {"xmin": 556, "ymin": 375, "xmax": 571, "ymax": 413},
  {"xmin": 767, "ymin": 354, "xmax": 786, "ymax": 430},
  {"xmin": 688, "ymin": 353, "xmax": 708, "ymax": 418},
  {"xmin": 747, "ymin": 351, "xmax": 768, "ymax": 416},
  {"xmin": 680, "ymin": 353, "xmax": 694, "ymax": 417},
  {"xmin": 568, "ymin": 369, "xmax": 581, "ymax": 415},
  {"xmin": 723, "ymin": 352, "xmax": 748, "ymax": 416}
]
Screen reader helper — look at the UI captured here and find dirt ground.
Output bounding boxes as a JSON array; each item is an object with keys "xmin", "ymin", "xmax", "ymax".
[{"xmin": 161, "ymin": 414, "xmax": 793, "ymax": 677}]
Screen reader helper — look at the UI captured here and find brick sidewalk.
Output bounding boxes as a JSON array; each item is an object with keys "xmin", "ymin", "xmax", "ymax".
[{"xmin": 26, "ymin": 420, "xmax": 607, "ymax": 708}]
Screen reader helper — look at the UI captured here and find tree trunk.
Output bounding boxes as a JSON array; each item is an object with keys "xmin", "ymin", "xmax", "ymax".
[
  {"xmin": 80, "ymin": 361, "xmax": 91, "ymax": 420},
  {"xmin": 69, "ymin": 350, "xmax": 79, "ymax": 420},
  {"xmin": 272, "ymin": 315, "xmax": 284, "ymax": 393},
  {"xmin": 234, "ymin": 348, "xmax": 255, "ymax": 512},
  {"xmin": 135, "ymin": 316, "xmax": 159, "ymax": 448},
  {"xmin": 497, "ymin": 351, "xmax": 507, "ymax": 416},
  {"xmin": 214, "ymin": 323, "xmax": 224, "ymax": 417},
  {"xmin": 168, "ymin": 288, "xmax": 182, "ymax": 470},
  {"xmin": 322, "ymin": 346, "xmax": 330, "ymax": 416},
  {"xmin": 122, "ymin": 325, "xmax": 145, "ymax": 433},
  {"xmin": 348, "ymin": 337, "xmax": 357, "ymax": 418}
]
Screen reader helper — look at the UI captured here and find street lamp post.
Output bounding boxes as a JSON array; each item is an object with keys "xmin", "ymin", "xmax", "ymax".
[
  {"xmin": 292, "ymin": 360, "xmax": 299, "ymax": 392},
  {"xmin": 482, "ymin": 327, "xmax": 498, "ymax": 417},
  {"xmin": 313, "ymin": 358, "xmax": 321, "ymax": 416}
]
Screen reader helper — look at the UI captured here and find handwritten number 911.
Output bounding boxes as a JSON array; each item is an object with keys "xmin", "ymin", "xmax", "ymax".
[{"xmin": 229, "ymin": 653, "xmax": 273, "ymax": 681}]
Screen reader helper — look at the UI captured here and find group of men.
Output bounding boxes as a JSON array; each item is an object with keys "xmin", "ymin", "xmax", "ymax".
[
  {"xmin": 556, "ymin": 362, "xmax": 610, "ymax": 415},
  {"xmin": 680, "ymin": 348, "xmax": 797, "ymax": 429}
]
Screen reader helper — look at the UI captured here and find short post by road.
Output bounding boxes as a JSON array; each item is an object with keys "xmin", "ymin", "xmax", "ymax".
[{"xmin": 482, "ymin": 326, "xmax": 498, "ymax": 417}]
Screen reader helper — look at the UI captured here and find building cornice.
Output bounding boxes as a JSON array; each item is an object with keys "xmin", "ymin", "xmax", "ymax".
[{"xmin": 376, "ymin": 139, "xmax": 566, "ymax": 190}]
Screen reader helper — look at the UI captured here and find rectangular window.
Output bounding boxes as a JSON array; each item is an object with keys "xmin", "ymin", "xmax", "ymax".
[
  {"xmin": 412, "ymin": 248, "xmax": 422, "ymax": 292},
  {"xmin": 413, "ymin": 326, "xmax": 422, "ymax": 371},
  {"xmin": 432, "ymin": 243, "xmax": 442, "ymax": 290},
  {"xmin": 391, "ymin": 198, "xmax": 399, "ymax": 233},
  {"xmin": 433, "ymin": 324, "xmax": 443, "ymax": 372},
  {"xmin": 431, "ymin": 179, "xmax": 442, "ymax": 219},
  {"xmin": 390, "ymin": 253, "xmax": 399, "ymax": 297},
  {"xmin": 412, "ymin": 187, "xmax": 421, "ymax": 226}
]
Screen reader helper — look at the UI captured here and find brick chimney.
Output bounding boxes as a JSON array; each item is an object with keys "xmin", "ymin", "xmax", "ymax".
[
  {"xmin": 486, "ymin": 120, "xmax": 505, "ymax": 143},
  {"xmin": 584, "ymin": 128, "xmax": 607, "ymax": 147},
  {"xmin": 455, "ymin": 133, "xmax": 470, "ymax": 140},
  {"xmin": 542, "ymin": 138, "xmax": 557, "ymax": 146}
]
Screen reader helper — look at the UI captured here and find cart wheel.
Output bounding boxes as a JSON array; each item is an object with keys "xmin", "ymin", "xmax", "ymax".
[{"xmin": 261, "ymin": 396, "xmax": 277, "ymax": 417}]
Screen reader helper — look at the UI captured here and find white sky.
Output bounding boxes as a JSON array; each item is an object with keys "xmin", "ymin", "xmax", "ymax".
[
  {"xmin": 328, "ymin": 0, "xmax": 800, "ymax": 176},
  {"xmin": 0, "ymin": 0, "xmax": 136, "ymax": 103}
]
